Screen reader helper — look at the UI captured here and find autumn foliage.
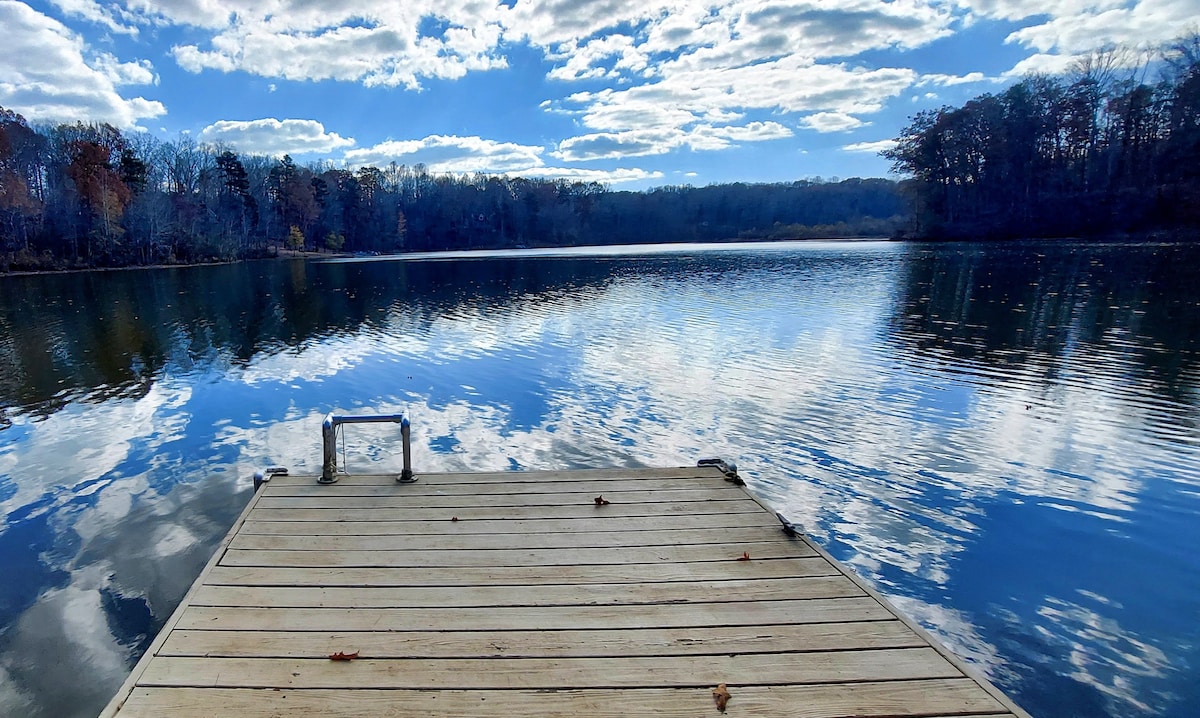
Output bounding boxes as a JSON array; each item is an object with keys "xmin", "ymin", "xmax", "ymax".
[{"xmin": 886, "ymin": 36, "xmax": 1200, "ymax": 238}]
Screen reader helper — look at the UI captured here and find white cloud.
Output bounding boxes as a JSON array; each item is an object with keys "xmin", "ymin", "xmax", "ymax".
[
  {"xmin": 344, "ymin": 135, "xmax": 545, "ymax": 174},
  {"xmin": 638, "ymin": 3, "xmax": 736, "ymax": 59},
  {"xmin": 1004, "ymin": 52, "xmax": 1085, "ymax": 77},
  {"xmin": 120, "ymin": 0, "xmax": 241, "ymax": 29},
  {"xmin": 340, "ymin": 134, "xmax": 659, "ymax": 184},
  {"xmin": 800, "ymin": 112, "xmax": 867, "ymax": 132},
  {"xmin": 547, "ymin": 34, "xmax": 645, "ymax": 81},
  {"xmin": 67, "ymin": 0, "xmax": 952, "ymax": 160},
  {"xmin": 518, "ymin": 166, "xmax": 664, "ymax": 184},
  {"xmin": 47, "ymin": 0, "xmax": 139, "ymax": 35},
  {"xmin": 125, "ymin": 0, "xmax": 942, "ymax": 140},
  {"xmin": 573, "ymin": 57, "xmax": 916, "ymax": 124},
  {"xmin": 555, "ymin": 129, "xmax": 686, "ymax": 161},
  {"xmin": 92, "ymin": 52, "xmax": 158, "ymax": 86},
  {"xmin": 198, "ymin": 118, "xmax": 355, "ymax": 156},
  {"xmin": 0, "ymin": 1, "xmax": 165, "ymax": 127},
  {"xmin": 705, "ymin": 121, "xmax": 794, "ymax": 142},
  {"xmin": 962, "ymin": 0, "xmax": 1130, "ymax": 23},
  {"xmin": 999, "ymin": 0, "xmax": 1200, "ymax": 74},
  {"xmin": 523, "ymin": 0, "xmax": 955, "ymax": 81},
  {"xmin": 162, "ymin": 2, "xmax": 511, "ymax": 89},
  {"xmin": 918, "ymin": 72, "xmax": 990, "ymax": 86},
  {"xmin": 553, "ymin": 57, "xmax": 915, "ymax": 159},
  {"xmin": 507, "ymin": 0, "xmax": 663, "ymax": 48},
  {"xmin": 554, "ymin": 120, "xmax": 793, "ymax": 162},
  {"xmin": 730, "ymin": 0, "xmax": 956, "ymax": 58},
  {"xmin": 575, "ymin": 99, "xmax": 699, "ymax": 133},
  {"xmin": 843, "ymin": 139, "xmax": 897, "ymax": 153},
  {"xmin": 539, "ymin": 17, "xmax": 918, "ymax": 161},
  {"xmin": 171, "ymin": 43, "xmax": 235, "ymax": 73}
]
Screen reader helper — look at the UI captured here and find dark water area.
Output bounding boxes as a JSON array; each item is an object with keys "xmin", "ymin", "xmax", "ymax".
[{"xmin": 0, "ymin": 240, "xmax": 1198, "ymax": 717}]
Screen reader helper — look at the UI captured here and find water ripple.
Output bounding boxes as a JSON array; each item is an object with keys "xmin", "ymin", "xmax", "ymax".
[{"xmin": 1, "ymin": 242, "xmax": 1199, "ymax": 717}]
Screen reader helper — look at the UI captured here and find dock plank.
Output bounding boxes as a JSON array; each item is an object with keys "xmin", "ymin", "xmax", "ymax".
[
  {"xmin": 264, "ymin": 467, "xmax": 725, "ymax": 488},
  {"xmin": 175, "ymin": 597, "xmax": 893, "ymax": 632},
  {"xmin": 114, "ymin": 679, "xmax": 1010, "ymax": 718},
  {"xmin": 217, "ymin": 539, "xmax": 816, "ymax": 568},
  {"xmin": 229, "ymin": 525, "xmax": 792, "ymax": 550},
  {"xmin": 102, "ymin": 466, "xmax": 1029, "ymax": 718},
  {"xmin": 204, "ymin": 556, "xmax": 841, "ymax": 586},
  {"xmin": 238, "ymin": 511, "xmax": 780, "ymax": 535},
  {"xmin": 229, "ymin": 523, "xmax": 792, "ymax": 552},
  {"xmin": 190, "ymin": 575, "xmax": 865, "ymax": 608},
  {"xmin": 264, "ymin": 475, "xmax": 734, "ymax": 497},
  {"xmin": 136, "ymin": 648, "xmax": 962, "ymax": 689},
  {"xmin": 253, "ymin": 486, "xmax": 747, "ymax": 509},
  {"xmin": 159, "ymin": 620, "xmax": 924, "ymax": 658},
  {"xmin": 246, "ymin": 498, "xmax": 767, "ymax": 522}
]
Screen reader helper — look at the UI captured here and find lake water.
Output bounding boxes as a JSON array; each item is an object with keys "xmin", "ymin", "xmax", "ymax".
[{"xmin": 1, "ymin": 240, "xmax": 1198, "ymax": 717}]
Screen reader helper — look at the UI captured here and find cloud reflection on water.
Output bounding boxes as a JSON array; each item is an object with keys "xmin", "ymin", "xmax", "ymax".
[{"xmin": 0, "ymin": 242, "xmax": 1197, "ymax": 717}]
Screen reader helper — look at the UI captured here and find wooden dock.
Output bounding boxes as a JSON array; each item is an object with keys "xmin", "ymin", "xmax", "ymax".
[{"xmin": 101, "ymin": 465, "xmax": 1031, "ymax": 717}]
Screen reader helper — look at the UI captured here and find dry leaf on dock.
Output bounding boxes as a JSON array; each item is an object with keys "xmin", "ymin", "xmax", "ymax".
[
  {"xmin": 713, "ymin": 683, "xmax": 731, "ymax": 712},
  {"xmin": 329, "ymin": 651, "xmax": 359, "ymax": 661}
]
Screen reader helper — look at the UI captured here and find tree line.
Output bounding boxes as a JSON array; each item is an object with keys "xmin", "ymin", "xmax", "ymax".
[
  {"xmin": 885, "ymin": 36, "xmax": 1200, "ymax": 239},
  {"xmin": 0, "ymin": 110, "xmax": 906, "ymax": 272}
]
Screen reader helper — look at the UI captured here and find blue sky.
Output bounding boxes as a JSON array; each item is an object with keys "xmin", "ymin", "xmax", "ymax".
[{"xmin": 2, "ymin": 0, "xmax": 1196, "ymax": 188}]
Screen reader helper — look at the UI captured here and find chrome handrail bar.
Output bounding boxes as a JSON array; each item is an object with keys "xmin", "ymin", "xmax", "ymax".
[{"xmin": 320, "ymin": 412, "xmax": 414, "ymax": 484}]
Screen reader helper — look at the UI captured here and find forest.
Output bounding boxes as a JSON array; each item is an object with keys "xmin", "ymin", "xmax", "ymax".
[
  {"xmin": 0, "ymin": 109, "xmax": 905, "ymax": 272},
  {"xmin": 885, "ymin": 36, "xmax": 1200, "ymax": 239}
]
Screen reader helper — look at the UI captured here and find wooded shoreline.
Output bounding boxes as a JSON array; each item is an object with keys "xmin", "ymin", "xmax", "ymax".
[
  {"xmin": 0, "ymin": 105, "xmax": 907, "ymax": 274},
  {"xmin": 886, "ymin": 37, "xmax": 1200, "ymax": 240},
  {"xmin": 7, "ymin": 229, "xmax": 1199, "ymax": 278}
]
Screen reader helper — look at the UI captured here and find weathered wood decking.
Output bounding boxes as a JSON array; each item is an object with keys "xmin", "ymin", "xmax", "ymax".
[{"xmin": 101, "ymin": 466, "xmax": 1031, "ymax": 717}]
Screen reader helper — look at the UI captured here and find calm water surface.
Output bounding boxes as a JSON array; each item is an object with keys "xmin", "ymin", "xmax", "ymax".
[{"xmin": 1, "ymin": 240, "xmax": 1198, "ymax": 717}]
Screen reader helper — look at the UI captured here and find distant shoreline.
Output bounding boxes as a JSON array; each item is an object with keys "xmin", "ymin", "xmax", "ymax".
[
  {"xmin": 0, "ymin": 237, "xmax": 896, "ymax": 277},
  {"xmin": 322, "ymin": 237, "xmax": 899, "ymax": 263},
  {"xmin": 9, "ymin": 231, "xmax": 1200, "ymax": 277}
]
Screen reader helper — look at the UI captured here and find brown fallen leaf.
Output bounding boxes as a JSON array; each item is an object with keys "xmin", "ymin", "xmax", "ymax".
[
  {"xmin": 713, "ymin": 683, "xmax": 731, "ymax": 712},
  {"xmin": 329, "ymin": 651, "xmax": 359, "ymax": 661},
  {"xmin": 451, "ymin": 516, "xmax": 459, "ymax": 522},
  {"xmin": 736, "ymin": 551, "xmax": 751, "ymax": 561},
  {"xmin": 594, "ymin": 495, "xmax": 610, "ymax": 506}
]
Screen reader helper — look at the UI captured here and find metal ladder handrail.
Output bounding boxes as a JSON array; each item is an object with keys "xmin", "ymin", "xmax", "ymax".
[{"xmin": 320, "ymin": 412, "xmax": 414, "ymax": 484}]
